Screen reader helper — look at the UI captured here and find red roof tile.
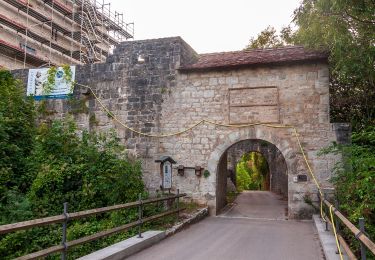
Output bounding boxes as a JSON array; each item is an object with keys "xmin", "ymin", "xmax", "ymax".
[{"xmin": 179, "ymin": 46, "xmax": 328, "ymax": 71}]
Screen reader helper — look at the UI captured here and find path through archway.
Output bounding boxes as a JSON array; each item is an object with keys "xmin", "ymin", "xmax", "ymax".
[{"xmin": 216, "ymin": 139, "xmax": 288, "ymax": 218}]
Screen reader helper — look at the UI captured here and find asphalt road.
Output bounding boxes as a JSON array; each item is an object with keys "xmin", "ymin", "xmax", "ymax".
[{"xmin": 127, "ymin": 191, "xmax": 324, "ymax": 260}]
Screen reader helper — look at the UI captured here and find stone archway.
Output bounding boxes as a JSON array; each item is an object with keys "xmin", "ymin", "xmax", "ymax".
[
  {"xmin": 206, "ymin": 127, "xmax": 298, "ymax": 216},
  {"xmin": 226, "ymin": 139, "xmax": 288, "ymax": 197}
]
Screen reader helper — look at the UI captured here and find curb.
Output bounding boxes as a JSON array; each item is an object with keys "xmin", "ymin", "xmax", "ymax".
[
  {"xmin": 166, "ymin": 207, "xmax": 209, "ymax": 237},
  {"xmin": 77, "ymin": 230, "xmax": 166, "ymax": 260},
  {"xmin": 313, "ymin": 214, "xmax": 348, "ymax": 260},
  {"xmin": 77, "ymin": 207, "xmax": 208, "ymax": 259}
]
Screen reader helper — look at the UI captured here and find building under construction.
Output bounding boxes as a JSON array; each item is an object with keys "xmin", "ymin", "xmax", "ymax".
[{"xmin": 0, "ymin": 0, "xmax": 133, "ymax": 69}]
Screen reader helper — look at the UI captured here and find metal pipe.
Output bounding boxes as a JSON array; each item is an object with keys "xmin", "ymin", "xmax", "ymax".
[
  {"xmin": 324, "ymin": 193, "xmax": 329, "ymax": 231},
  {"xmin": 138, "ymin": 193, "xmax": 143, "ymax": 238},
  {"xmin": 176, "ymin": 189, "xmax": 180, "ymax": 222}
]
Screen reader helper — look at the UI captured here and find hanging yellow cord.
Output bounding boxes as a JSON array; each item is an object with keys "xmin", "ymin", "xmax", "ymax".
[
  {"xmin": 77, "ymin": 82, "xmax": 342, "ymax": 255},
  {"xmin": 78, "ymin": 82, "xmax": 341, "ymax": 254},
  {"xmin": 77, "ymin": 84, "xmax": 321, "ymax": 187},
  {"xmin": 291, "ymin": 127, "xmax": 327, "ymax": 223},
  {"xmin": 330, "ymin": 205, "xmax": 344, "ymax": 260}
]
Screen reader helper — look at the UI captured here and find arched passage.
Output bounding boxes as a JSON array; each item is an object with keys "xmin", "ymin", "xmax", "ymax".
[
  {"xmin": 215, "ymin": 139, "xmax": 289, "ymax": 215},
  {"xmin": 227, "ymin": 139, "xmax": 288, "ymax": 197},
  {"xmin": 205, "ymin": 127, "xmax": 298, "ymax": 216}
]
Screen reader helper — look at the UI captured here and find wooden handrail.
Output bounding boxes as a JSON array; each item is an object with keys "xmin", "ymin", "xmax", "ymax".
[
  {"xmin": 323, "ymin": 199, "xmax": 375, "ymax": 255},
  {"xmin": 338, "ymin": 234, "xmax": 357, "ymax": 260},
  {"xmin": 14, "ymin": 208, "xmax": 185, "ymax": 260},
  {"xmin": 323, "ymin": 211, "xmax": 357, "ymax": 259},
  {"xmin": 0, "ymin": 193, "xmax": 186, "ymax": 234}
]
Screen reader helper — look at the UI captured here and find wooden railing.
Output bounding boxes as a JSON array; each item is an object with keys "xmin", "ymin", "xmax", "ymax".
[
  {"xmin": 319, "ymin": 195, "xmax": 375, "ymax": 259},
  {"xmin": 0, "ymin": 191, "xmax": 186, "ymax": 260}
]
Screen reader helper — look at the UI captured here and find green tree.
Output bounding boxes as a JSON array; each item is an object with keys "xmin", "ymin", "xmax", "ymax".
[
  {"xmin": 245, "ymin": 1, "xmax": 375, "ymax": 130},
  {"xmin": 319, "ymin": 126, "xmax": 375, "ymax": 257},
  {"xmin": 235, "ymin": 152, "xmax": 269, "ymax": 191},
  {"xmin": 26, "ymin": 118, "xmax": 144, "ymax": 216},
  {"xmin": 236, "ymin": 159, "xmax": 251, "ymax": 192},
  {"xmin": 292, "ymin": 0, "xmax": 375, "ymax": 129},
  {"xmin": 245, "ymin": 26, "xmax": 293, "ymax": 49},
  {"xmin": 0, "ymin": 71, "xmax": 146, "ymax": 259},
  {"xmin": 290, "ymin": 2, "xmax": 374, "ymax": 256},
  {"xmin": 0, "ymin": 70, "xmax": 35, "ymax": 203}
]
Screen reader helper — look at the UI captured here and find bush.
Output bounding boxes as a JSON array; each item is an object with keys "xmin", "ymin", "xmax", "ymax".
[
  {"xmin": 320, "ymin": 127, "xmax": 375, "ymax": 258},
  {"xmin": 236, "ymin": 152, "xmax": 269, "ymax": 191},
  {"xmin": 26, "ymin": 119, "xmax": 144, "ymax": 216},
  {"xmin": 0, "ymin": 70, "xmax": 35, "ymax": 201},
  {"xmin": 0, "ymin": 71, "xmax": 146, "ymax": 259}
]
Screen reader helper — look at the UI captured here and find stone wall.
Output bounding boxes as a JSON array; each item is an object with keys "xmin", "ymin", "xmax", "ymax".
[
  {"xmin": 156, "ymin": 53, "xmax": 341, "ymax": 218},
  {"xmin": 13, "ymin": 37, "xmax": 198, "ymax": 192},
  {"xmin": 12, "ymin": 37, "xmax": 349, "ymax": 219}
]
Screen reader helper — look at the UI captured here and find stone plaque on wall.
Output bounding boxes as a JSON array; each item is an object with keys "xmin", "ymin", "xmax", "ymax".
[{"xmin": 229, "ymin": 86, "xmax": 279, "ymax": 124}]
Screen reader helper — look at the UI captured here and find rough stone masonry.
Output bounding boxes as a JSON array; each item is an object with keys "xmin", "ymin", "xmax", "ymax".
[{"xmin": 13, "ymin": 37, "xmax": 350, "ymax": 219}]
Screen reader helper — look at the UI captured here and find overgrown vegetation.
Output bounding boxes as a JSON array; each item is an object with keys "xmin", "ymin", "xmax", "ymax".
[
  {"xmin": 245, "ymin": 25, "xmax": 293, "ymax": 49},
  {"xmin": 0, "ymin": 70, "xmax": 148, "ymax": 259},
  {"xmin": 294, "ymin": 2, "xmax": 374, "ymax": 258},
  {"xmin": 236, "ymin": 152, "xmax": 269, "ymax": 192},
  {"xmin": 320, "ymin": 127, "xmax": 375, "ymax": 258}
]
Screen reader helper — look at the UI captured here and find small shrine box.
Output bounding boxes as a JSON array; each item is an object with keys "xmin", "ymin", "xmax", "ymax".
[{"xmin": 155, "ymin": 156, "xmax": 176, "ymax": 191}]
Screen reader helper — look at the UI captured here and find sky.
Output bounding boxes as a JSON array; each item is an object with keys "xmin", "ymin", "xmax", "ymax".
[{"xmin": 110, "ymin": 0, "xmax": 302, "ymax": 54}]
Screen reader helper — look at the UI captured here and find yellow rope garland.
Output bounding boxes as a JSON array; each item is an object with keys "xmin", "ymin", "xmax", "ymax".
[{"xmin": 77, "ymin": 82, "xmax": 342, "ymax": 259}]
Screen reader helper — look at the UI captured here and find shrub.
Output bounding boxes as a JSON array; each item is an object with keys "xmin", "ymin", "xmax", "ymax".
[
  {"xmin": 0, "ymin": 70, "xmax": 35, "ymax": 200},
  {"xmin": 0, "ymin": 71, "xmax": 145, "ymax": 259},
  {"xmin": 320, "ymin": 127, "xmax": 375, "ymax": 258}
]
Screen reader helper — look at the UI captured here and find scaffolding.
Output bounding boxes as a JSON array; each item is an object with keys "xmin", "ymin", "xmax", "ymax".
[{"xmin": 0, "ymin": 0, "xmax": 134, "ymax": 69}]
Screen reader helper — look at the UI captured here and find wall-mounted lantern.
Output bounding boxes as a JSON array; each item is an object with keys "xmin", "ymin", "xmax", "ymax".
[
  {"xmin": 177, "ymin": 165, "xmax": 185, "ymax": 176},
  {"xmin": 195, "ymin": 166, "xmax": 203, "ymax": 177},
  {"xmin": 155, "ymin": 156, "xmax": 176, "ymax": 191}
]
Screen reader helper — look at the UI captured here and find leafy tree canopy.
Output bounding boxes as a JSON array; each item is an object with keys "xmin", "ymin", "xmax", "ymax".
[
  {"xmin": 245, "ymin": 0, "xmax": 375, "ymax": 130},
  {"xmin": 0, "ymin": 70, "xmax": 35, "ymax": 200},
  {"xmin": 245, "ymin": 26, "xmax": 293, "ymax": 50},
  {"xmin": 292, "ymin": 0, "xmax": 375, "ymax": 129},
  {"xmin": 236, "ymin": 152, "xmax": 269, "ymax": 191}
]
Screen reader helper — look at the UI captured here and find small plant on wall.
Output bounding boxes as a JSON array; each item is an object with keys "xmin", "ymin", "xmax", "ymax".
[{"xmin": 203, "ymin": 170, "xmax": 210, "ymax": 178}]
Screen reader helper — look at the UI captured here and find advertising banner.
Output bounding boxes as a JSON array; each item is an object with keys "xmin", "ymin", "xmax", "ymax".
[{"xmin": 27, "ymin": 66, "xmax": 76, "ymax": 99}]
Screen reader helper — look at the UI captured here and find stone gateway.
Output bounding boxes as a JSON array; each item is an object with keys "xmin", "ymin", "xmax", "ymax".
[{"xmin": 13, "ymin": 37, "xmax": 349, "ymax": 219}]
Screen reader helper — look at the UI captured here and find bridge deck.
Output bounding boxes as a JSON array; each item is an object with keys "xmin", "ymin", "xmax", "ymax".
[{"xmin": 128, "ymin": 191, "xmax": 324, "ymax": 260}]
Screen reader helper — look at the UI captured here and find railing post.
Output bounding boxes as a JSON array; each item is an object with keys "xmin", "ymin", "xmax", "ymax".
[
  {"xmin": 324, "ymin": 193, "xmax": 328, "ymax": 231},
  {"xmin": 61, "ymin": 202, "xmax": 68, "ymax": 260},
  {"xmin": 176, "ymin": 189, "xmax": 180, "ymax": 222},
  {"xmin": 138, "ymin": 193, "xmax": 143, "ymax": 238},
  {"xmin": 334, "ymin": 199, "xmax": 341, "ymax": 254},
  {"xmin": 335, "ymin": 199, "xmax": 340, "ymax": 234},
  {"xmin": 317, "ymin": 191, "xmax": 321, "ymax": 219},
  {"xmin": 359, "ymin": 217, "xmax": 367, "ymax": 260}
]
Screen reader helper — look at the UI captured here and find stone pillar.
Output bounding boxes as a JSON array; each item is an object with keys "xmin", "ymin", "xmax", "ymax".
[{"xmin": 216, "ymin": 151, "xmax": 228, "ymax": 214}]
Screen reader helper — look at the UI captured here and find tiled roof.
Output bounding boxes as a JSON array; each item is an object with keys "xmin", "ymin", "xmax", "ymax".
[{"xmin": 179, "ymin": 46, "xmax": 328, "ymax": 71}]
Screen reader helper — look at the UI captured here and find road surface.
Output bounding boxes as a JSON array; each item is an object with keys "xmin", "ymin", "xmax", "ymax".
[{"xmin": 127, "ymin": 191, "xmax": 324, "ymax": 260}]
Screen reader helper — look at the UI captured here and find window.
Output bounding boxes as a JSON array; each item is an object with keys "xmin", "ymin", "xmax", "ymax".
[{"xmin": 20, "ymin": 43, "xmax": 36, "ymax": 55}]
